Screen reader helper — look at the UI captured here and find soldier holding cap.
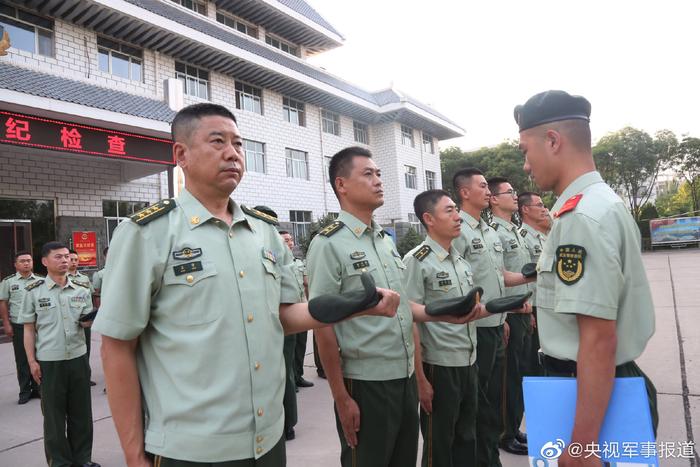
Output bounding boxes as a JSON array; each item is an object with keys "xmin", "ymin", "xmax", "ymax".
[
  {"xmin": 514, "ymin": 90, "xmax": 658, "ymax": 466},
  {"xmin": 93, "ymin": 104, "xmax": 400, "ymax": 467}
]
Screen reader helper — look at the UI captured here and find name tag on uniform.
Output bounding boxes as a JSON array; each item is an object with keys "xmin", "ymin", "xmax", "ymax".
[
  {"xmin": 173, "ymin": 261, "xmax": 203, "ymax": 276},
  {"xmin": 10, "ymin": 285, "xmax": 19, "ymax": 291},
  {"xmin": 38, "ymin": 298, "xmax": 52, "ymax": 308},
  {"xmin": 353, "ymin": 260, "xmax": 370, "ymax": 270},
  {"xmin": 472, "ymin": 238, "xmax": 484, "ymax": 250},
  {"xmin": 509, "ymin": 239, "xmax": 519, "ymax": 249},
  {"xmin": 71, "ymin": 296, "xmax": 86, "ymax": 304},
  {"xmin": 438, "ymin": 279, "xmax": 452, "ymax": 287}
]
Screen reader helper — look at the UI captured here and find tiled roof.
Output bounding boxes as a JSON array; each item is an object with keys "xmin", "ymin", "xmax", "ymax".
[
  {"xmin": 276, "ymin": 0, "xmax": 342, "ymax": 37},
  {"xmin": 0, "ymin": 62, "xmax": 176, "ymax": 122}
]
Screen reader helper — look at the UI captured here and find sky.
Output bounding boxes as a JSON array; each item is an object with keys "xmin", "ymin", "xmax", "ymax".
[{"xmin": 306, "ymin": 0, "xmax": 700, "ymax": 151}]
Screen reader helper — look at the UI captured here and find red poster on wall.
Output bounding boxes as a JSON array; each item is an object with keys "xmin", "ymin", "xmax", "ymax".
[{"xmin": 72, "ymin": 231, "xmax": 97, "ymax": 267}]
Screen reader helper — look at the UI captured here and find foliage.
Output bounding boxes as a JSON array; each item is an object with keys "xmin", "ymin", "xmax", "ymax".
[
  {"xmin": 593, "ymin": 128, "xmax": 677, "ymax": 220},
  {"xmin": 299, "ymin": 213, "xmax": 338, "ymax": 256},
  {"xmin": 655, "ymin": 181, "xmax": 697, "ymax": 218},
  {"xmin": 396, "ymin": 227, "xmax": 424, "ymax": 257},
  {"xmin": 672, "ymin": 136, "xmax": 700, "ymax": 215}
]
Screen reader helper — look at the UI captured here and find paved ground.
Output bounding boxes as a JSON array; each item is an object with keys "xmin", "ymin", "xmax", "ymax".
[{"xmin": 0, "ymin": 249, "xmax": 698, "ymax": 466}]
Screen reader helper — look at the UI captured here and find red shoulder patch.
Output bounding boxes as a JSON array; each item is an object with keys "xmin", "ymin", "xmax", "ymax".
[{"xmin": 554, "ymin": 194, "xmax": 583, "ymax": 218}]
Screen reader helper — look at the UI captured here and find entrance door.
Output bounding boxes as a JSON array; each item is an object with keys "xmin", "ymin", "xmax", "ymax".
[{"xmin": 0, "ymin": 220, "xmax": 32, "ymax": 279}]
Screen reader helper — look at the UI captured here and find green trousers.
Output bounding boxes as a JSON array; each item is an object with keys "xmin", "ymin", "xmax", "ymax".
[
  {"xmin": 335, "ymin": 375, "xmax": 419, "ymax": 467},
  {"xmin": 84, "ymin": 326, "xmax": 92, "ymax": 380},
  {"xmin": 293, "ymin": 331, "xmax": 308, "ymax": 382},
  {"xmin": 523, "ymin": 308, "xmax": 542, "ymax": 377},
  {"xmin": 282, "ymin": 334, "xmax": 297, "ymax": 431},
  {"xmin": 543, "ymin": 359, "xmax": 659, "ymax": 435},
  {"xmin": 12, "ymin": 322, "xmax": 39, "ymax": 398},
  {"xmin": 502, "ymin": 314, "xmax": 531, "ymax": 441},
  {"xmin": 420, "ymin": 363, "xmax": 478, "ymax": 467},
  {"xmin": 149, "ymin": 436, "xmax": 285, "ymax": 467},
  {"xmin": 476, "ymin": 326, "xmax": 505, "ymax": 467},
  {"xmin": 39, "ymin": 356, "xmax": 93, "ymax": 467}
]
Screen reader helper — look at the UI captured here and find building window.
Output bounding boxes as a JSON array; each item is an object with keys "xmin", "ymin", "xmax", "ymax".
[
  {"xmin": 353, "ymin": 121, "xmax": 369, "ymax": 144},
  {"xmin": 215, "ymin": 9, "xmax": 258, "ymax": 38},
  {"xmin": 235, "ymin": 82, "xmax": 263, "ymax": 114},
  {"xmin": 97, "ymin": 36, "xmax": 142, "ymax": 81},
  {"xmin": 102, "ymin": 200, "xmax": 149, "ymax": 244},
  {"xmin": 408, "ymin": 213, "xmax": 426, "ymax": 235},
  {"xmin": 422, "ymin": 133, "xmax": 434, "ymax": 154},
  {"xmin": 243, "ymin": 139, "xmax": 265, "ymax": 174},
  {"xmin": 175, "ymin": 62, "xmax": 209, "ymax": 100},
  {"xmin": 401, "ymin": 125, "xmax": 415, "ymax": 147},
  {"xmin": 283, "ymin": 97, "xmax": 305, "ymax": 126},
  {"xmin": 404, "ymin": 165, "xmax": 417, "ymax": 189},
  {"xmin": 425, "ymin": 170, "xmax": 436, "ymax": 190},
  {"xmin": 286, "ymin": 148, "xmax": 309, "ymax": 180},
  {"xmin": 321, "ymin": 110, "xmax": 340, "ymax": 136},
  {"xmin": 171, "ymin": 0, "xmax": 206, "ymax": 15},
  {"xmin": 0, "ymin": 5, "xmax": 54, "ymax": 57},
  {"xmin": 265, "ymin": 34, "xmax": 299, "ymax": 57},
  {"xmin": 289, "ymin": 210, "xmax": 312, "ymax": 241}
]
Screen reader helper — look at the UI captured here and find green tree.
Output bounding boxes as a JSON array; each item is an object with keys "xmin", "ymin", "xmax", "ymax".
[
  {"xmin": 673, "ymin": 136, "xmax": 700, "ymax": 215},
  {"xmin": 299, "ymin": 213, "xmax": 338, "ymax": 256},
  {"xmin": 396, "ymin": 227, "xmax": 424, "ymax": 257},
  {"xmin": 593, "ymin": 128, "xmax": 677, "ymax": 220}
]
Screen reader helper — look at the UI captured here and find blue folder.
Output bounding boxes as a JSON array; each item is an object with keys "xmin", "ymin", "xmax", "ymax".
[{"xmin": 523, "ymin": 377, "xmax": 658, "ymax": 466}]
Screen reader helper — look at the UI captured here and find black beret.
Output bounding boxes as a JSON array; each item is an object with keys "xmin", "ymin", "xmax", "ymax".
[
  {"xmin": 308, "ymin": 272, "xmax": 381, "ymax": 323},
  {"xmin": 425, "ymin": 286, "xmax": 483, "ymax": 317},
  {"xmin": 521, "ymin": 263, "xmax": 537, "ymax": 279},
  {"xmin": 514, "ymin": 90, "xmax": 591, "ymax": 132},
  {"xmin": 485, "ymin": 291, "xmax": 532, "ymax": 314}
]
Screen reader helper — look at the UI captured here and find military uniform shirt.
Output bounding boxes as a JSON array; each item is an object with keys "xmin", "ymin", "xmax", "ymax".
[
  {"xmin": 491, "ymin": 216, "xmax": 533, "ymax": 297},
  {"xmin": 0, "ymin": 272, "xmax": 42, "ymax": 323},
  {"xmin": 68, "ymin": 271, "xmax": 92, "ymax": 293},
  {"xmin": 519, "ymin": 222, "xmax": 547, "ymax": 306},
  {"xmin": 536, "ymin": 171, "xmax": 655, "ymax": 365},
  {"xmin": 91, "ymin": 269, "xmax": 105, "ymax": 294},
  {"xmin": 453, "ymin": 211, "xmax": 506, "ymax": 327},
  {"xmin": 291, "ymin": 258, "xmax": 307, "ymax": 303},
  {"xmin": 92, "ymin": 189, "xmax": 301, "ymax": 462},
  {"xmin": 403, "ymin": 236, "xmax": 478, "ymax": 367},
  {"xmin": 18, "ymin": 275, "xmax": 91, "ymax": 361},
  {"xmin": 306, "ymin": 210, "xmax": 414, "ymax": 380}
]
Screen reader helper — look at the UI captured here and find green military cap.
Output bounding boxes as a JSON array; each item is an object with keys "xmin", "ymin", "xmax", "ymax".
[
  {"xmin": 514, "ymin": 90, "xmax": 591, "ymax": 132},
  {"xmin": 485, "ymin": 291, "xmax": 532, "ymax": 314},
  {"xmin": 425, "ymin": 286, "xmax": 483, "ymax": 317},
  {"xmin": 308, "ymin": 272, "xmax": 381, "ymax": 323},
  {"xmin": 521, "ymin": 262, "xmax": 537, "ymax": 278}
]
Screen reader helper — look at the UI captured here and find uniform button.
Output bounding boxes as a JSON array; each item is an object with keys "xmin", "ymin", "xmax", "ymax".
[
  {"xmin": 254, "ymin": 362, "xmax": 261, "ymax": 370},
  {"xmin": 405, "ymin": 341, "xmax": 409, "ymax": 347},
  {"xmin": 186, "ymin": 275, "xmax": 194, "ymax": 283},
  {"xmin": 383, "ymin": 263, "xmax": 388, "ymax": 268},
  {"xmin": 239, "ymin": 271, "xmax": 245, "ymax": 278},
  {"xmin": 229, "ymin": 231, "xmax": 234, "ymax": 238},
  {"xmin": 257, "ymin": 408, "xmax": 264, "ymax": 416},
  {"xmin": 256, "ymin": 435, "xmax": 264, "ymax": 443},
  {"xmin": 361, "ymin": 268, "xmax": 367, "ymax": 272},
  {"xmin": 399, "ymin": 315, "xmax": 404, "ymax": 321},
  {"xmin": 256, "ymin": 447, "xmax": 263, "ymax": 455},
  {"xmin": 247, "ymin": 313, "xmax": 254, "ymax": 323}
]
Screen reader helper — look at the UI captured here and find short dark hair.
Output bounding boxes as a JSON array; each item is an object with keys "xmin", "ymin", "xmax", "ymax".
[
  {"xmin": 487, "ymin": 176, "xmax": 509, "ymax": 197},
  {"xmin": 278, "ymin": 230, "xmax": 290, "ymax": 235},
  {"xmin": 171, "ymin": 103, "xmax": 237, "ymax": 143},
  {"xmin": 518, "ymin": 191, "xmax": 541, "ymax": 216},
  {"xmin": 452, "ymin": 167, "xmax": 484, "ymax": 202},
  {"xmin": 68, "ymin": 249, "xmax": 77, "ymax": 255},
  {"xmin": 14, "ymin": 251, "xmax": 32, "ymax": 261},
  {"xmin": 414, "ymin": 189, "xmax": 451, "ymax": 227},
  {"xmin": 42, "ymin": 242, "xmax": 68, "ymax": 258},
  {"xmin": 328, "ymin": 146, "xmax": 373, "ymax": 197}
]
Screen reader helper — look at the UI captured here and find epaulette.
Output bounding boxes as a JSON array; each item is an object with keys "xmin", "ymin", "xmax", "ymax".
[
  {"xmin": 1, "ymin": 273, "xmax": 16, "ymax": 282},
  {"xmin": 242, "ymin": 205, "xmax": 279, "ymax": 225},
  {"xmin": 490, "ymin": 222, "xmax": 500, "ymax": 231},
  {"xmin": 71, "ymin": 279, "xmax": 90, "ymax": 289},
  {"xmin": 25, "ymin": 280, "xmax": 44, "ymax": 291},
  {"xmin": 554, "ymin": 194, "xmax": 583, "ymax": 218},
  {"xmin": 130, "ymin": 199, "xmax": 176, "ymax": 226},
  {"xmin": 519, "ymin": 228, "xmax": 528, "ymax": 238},
  {"xmin": 413, "ymin": 245, "xmax": 432, "ymax": 262},
  {"xmin": 319, "ymin": 221, "xmax": 344, "ymax": 237}
]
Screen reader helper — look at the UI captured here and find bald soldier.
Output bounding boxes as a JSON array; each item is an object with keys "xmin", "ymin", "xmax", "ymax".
[
  {"xmin": 93, "ymin": 104, "xmax": 400, "ymax": 467},
  {"xmin": 514, "ymin": 90, "xmax": 658, "ymax": 466}
]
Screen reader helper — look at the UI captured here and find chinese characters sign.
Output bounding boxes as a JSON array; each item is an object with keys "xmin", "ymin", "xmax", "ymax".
[
  {"xmin": 1, "ymin": 110, "xmax": 174, "ymax": 165},
  {"xmin": 72, "ymin": 231, "xmax": 97, "ymax": 267}
]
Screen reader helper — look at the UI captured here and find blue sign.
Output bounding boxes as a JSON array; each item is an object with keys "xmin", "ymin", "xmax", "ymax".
[
  {"xmin": 523, "ymin": 377, "xmax": 657, "ymax": 466},
  {"xmin": 649, "ymin": 217, "xmax": 700, "ymax": 245}
]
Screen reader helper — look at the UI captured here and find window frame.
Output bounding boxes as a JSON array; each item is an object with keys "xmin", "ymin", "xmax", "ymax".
[
  {"xmin": 265, "ymin": 33, "xmax": 299, "ymax": 57},
  {"xmin": 171, "ymin": 0, "xmax": 207, "ymax": 15},
  {"xmin": 321, "ymin": 109, "xmax": 341, "ymax": 136},
  {"xmin": 235, "ymin": 81, "xmax": 263, "ymax": 115},
  {"xmin": 289, "ymin": 210, "xmax": 312, "ymax": 242},
  {"xmin": 425, "ymin": 170, "xmax": 437, "ymax": 190},
  {"xmin": 422, "ymin": 133, "xmax": 435, "ymax": 154},
  {"xmin": 175, "ymin": 61, "xmax": 209, "ymax": 100},
  {"xmin": 283, "ymin": 97, "xmax": 306, "ymax": 127},
  {"xmin": 401, "ymin": 125, "xmax": 415, "ymax": 147},
  {"xmin": 353, "ymin": 121, "xmax": 369, "ymax": 145},
  {"xmin": 243, "ymin": 139, "xmax": 266, "ymax": 174},
  {"xmin": 215, "ymin": 9, "xmax": 258, "ymax": 38},
  {"xmin": 285, "ymin": 148, "xmax": 309, "ymax": 180},
  {"xmin": 404, "ymin": 165, "xmax": 417, "ymax": 189},
  {"xmin": 0, "ymin": 5, "xmax": 54, "ymax": 57},
  {"xmin": 97, "ymin": 36, "xmax": 143, "ymax": 82}
]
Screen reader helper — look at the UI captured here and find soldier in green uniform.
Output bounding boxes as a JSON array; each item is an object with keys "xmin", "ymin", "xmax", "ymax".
[
  {"xmin": 308, "ymin": 147, "xmax": 479, "ymax": 467},
  {"xmin": 68, "ymin": 249, "xmax": 96, "ymax": 386},
  {"xmin": 0, "ymin": 251, "xmax": 42, "ymax": 404},
  {"xmin": 487, "ymin": 177, "xmax": 533, "ymax": 455},
  {"xmin": 452, "ymin": 168, "xmax": 533, "ymax": 467},
  {"xmin": 93, "ymin": 104, "xmax": 399, "ymax": 467},
  {"xmin": 514, "ymin": 90, "xmax": 658, "ymax": 466},
  {"xmin": 91, "ymin": 247, "xmax": 108, "ymax": 310},
  {"xmin": 517, "ymin": 191, "xmax": 549, "ymax": 377},
  {"xmin": 403, "ymin": 189, "xmax": 494, "ymax": 467},
  {"xmin": 20, "ymin": 241, "xmax": 99, "ymax": 467}
]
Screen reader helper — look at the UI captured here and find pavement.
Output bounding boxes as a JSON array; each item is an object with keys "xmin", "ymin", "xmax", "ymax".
[{"xmin": 0, "ymin": 249, "xmax": 698, "ymax": 466}]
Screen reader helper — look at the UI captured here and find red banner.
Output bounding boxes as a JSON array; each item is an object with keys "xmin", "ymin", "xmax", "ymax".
[{"xmin": 72, "ymin": 231, "xmax": 97, "ymax": 267}]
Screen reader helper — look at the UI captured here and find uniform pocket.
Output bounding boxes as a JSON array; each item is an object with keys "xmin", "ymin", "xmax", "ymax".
[
  {"xmin": 262, "ymin": 259, "xmax": 282, "ymax": 315},
  {"xmin": 161, "ymin": 261, "xmax": 221, "ymax": 324},
  {"xmin": 536, "ymin": 254, "xmax": 555, "ymax": 309}
]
